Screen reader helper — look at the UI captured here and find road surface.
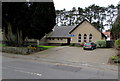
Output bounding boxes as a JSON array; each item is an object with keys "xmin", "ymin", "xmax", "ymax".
[{"xmin": 2, "ymin": 55, "xmax": 118, "ymax": 79}]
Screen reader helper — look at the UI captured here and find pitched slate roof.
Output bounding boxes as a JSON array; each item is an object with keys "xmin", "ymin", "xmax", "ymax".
[
  {"xmin": 47, "ymin": 19, "xmax": 107, "ymax": 39},
  {"xmin": 46, "ymin": 26, "xmax": 75, "ymax": 38}
]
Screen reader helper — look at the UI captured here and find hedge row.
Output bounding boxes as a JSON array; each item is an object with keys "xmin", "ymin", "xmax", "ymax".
[{"xmin": 115, "ymin": 39, "xmax": 120, "ymax": 50}]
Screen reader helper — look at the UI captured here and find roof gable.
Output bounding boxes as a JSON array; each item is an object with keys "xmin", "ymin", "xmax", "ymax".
[
  {"xmin": 69, "ymin": 19, "xmax": 91, "ymax": 34},
  {"xmin": 69, "ymin": 19, "xmax": 107, "ymax": 38}
]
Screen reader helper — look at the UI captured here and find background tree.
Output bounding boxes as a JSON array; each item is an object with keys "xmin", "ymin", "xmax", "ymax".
[
  {"xmin": 55, "ymin": 4, "xmax": 118, "ymax": 32},
  {"xmin": 98, "ymin": 7, "xmax": 107, "ymax": 31},
  {"xmin": 75, "ymin": 7, "xmax": 84, "ymax": 24},
  {"xmin": 92, "ymin": 21, "xmax": 101, "ymax": 30},
  {"xmin": 111, "ymin": 4, "xmax": 120, "ymax": 40},
  {"xmin": 106, "ymin": 4, "xmax": 118, "ymax": 29}
]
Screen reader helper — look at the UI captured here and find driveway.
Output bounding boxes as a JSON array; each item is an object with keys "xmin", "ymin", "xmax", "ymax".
[
  {"xmin": 32, "ymin": 46, "xmax": 117, "ymax": 65},
  {"xmin": 2, "ymin": 46, "xmax": 118, "ymax": 71}
]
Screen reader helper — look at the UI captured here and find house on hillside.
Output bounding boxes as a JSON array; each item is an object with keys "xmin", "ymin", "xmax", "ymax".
[
  {"xmin": 103, "ymin": 31, "xmax": 111, "ymax": 40},
  {"xmin": 42, "ymin": 19, "xmax": 107, "ymax": 45}
]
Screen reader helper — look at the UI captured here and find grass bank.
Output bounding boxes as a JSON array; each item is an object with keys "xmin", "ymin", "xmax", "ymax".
[
  {"xmin": 37, "ymin": 45, "xmax": 57, "ymax": 50},
  {"xmin": 0, "ymin": 44, "xmax": 6, "ymax": 47}
]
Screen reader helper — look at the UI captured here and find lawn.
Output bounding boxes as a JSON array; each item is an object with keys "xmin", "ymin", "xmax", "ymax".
[
  {"xmin": 0, "ymin": 44, "xmax": 6, "ymax": 47},
  {"xmin": 37, "ymin": 45, "xmax": 57, "ymax": 50}
]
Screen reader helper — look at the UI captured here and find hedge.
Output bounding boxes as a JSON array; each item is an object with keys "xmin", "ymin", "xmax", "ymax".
[
  {"xmin": 115, "ymin": 39, "xmax": 120, "ymax": 50},
  {"xmin": 96, "ymin": 40, "xmax": 106, "ymax": 48}
]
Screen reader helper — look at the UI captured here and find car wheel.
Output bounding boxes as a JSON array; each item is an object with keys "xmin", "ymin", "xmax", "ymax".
[{"xmin": 91, "ymin": 47, "xmax": 94, "ymax": 50}]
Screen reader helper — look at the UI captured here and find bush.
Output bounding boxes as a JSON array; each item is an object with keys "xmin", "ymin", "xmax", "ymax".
[
  {"xmin": 115, "ymin": 39, "xmax": 120, "ymax": 49},
  {"xmin": 114, "ymin": 60, "xmax": 120, "ymax": 63},
  {"xmin": 70, "ymin": 43, "xmax": 75, "ymax": 46},
  {"xmin": 96, "ymin": 40, "xmax": 106, "ymax": 48},
  {"xmin": 80, "ymin": 42, "xmax": 85, "ymax": 47},
  {"xmin": 111, "ymin": 56, "xmax": 117, "ymax": 60}
]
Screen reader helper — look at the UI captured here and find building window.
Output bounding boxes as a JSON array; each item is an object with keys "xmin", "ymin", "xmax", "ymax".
[
  {"xmin": 84, "ymin": 34, "xmax": 87, "ymax": 39},
  {"xmin": 79, "ymin": 37, "xmax": 81, "ymax": 39},
  {"xmin": 78, "ymin": 40, "xmax": 81, "ymax": 42},
  {"xmin": 84, "ymin": 34, "xmax": 87, "ymax": 42},
  {"xmin": 89, "ymin": 34, "xmax": 92, "ymax": 42},
  {"xmin": 79, "ymin": 34, "xmax": 81, "ymax": 37},
  {"xmin": 84, "ymin": 37, "xmax": 87, "ymax": 39},
  {"xmin": 60, "ymin": 38, "xmax": 63, "ymax": 40},
  {"xmin": 52, "ymin": 38, "xmax": 55, "ymax": 40},
  {"xmin": 78, "ymin": 34, "xmax": 81, "ymax": 42}
]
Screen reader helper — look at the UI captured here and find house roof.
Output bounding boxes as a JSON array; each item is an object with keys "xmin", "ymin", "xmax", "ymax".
[
  {"xmin": 103, "ymin": 32, "xmax": 110, "ymax": 37},
  {"xmin": 46, "ymin": 26, "xmax": 75, "ymax": 38},
  {"xmin": 47, "ymin": 19, "xmax": 107, "ymax": 39},
  {"xmin": 69, "ymin": 19, "xmax": 89, "ymax": 34}
]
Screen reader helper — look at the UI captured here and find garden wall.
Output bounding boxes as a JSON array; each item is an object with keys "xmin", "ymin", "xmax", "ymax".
[{"xmin": 2, "ymin": 47, "xmax": 41, "ymax": 55}]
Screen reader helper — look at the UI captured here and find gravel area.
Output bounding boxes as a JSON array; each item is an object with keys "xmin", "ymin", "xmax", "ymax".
[{"xmin": 32, "ymin": 46, "xmax": 117, "ymax": 64}]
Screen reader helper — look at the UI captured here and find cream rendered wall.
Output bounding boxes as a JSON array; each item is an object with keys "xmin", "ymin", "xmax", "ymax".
[
  {"xmin": 46, "ymin": 38, "xmax": 67, "ymax": 43},
  {"xmin": 70, "ymin": 21, "xmax": 103, "ymax": 43}
]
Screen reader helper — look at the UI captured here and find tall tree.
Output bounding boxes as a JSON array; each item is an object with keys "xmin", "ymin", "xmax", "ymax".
[
  {"xmin": 106, "ymin": 4, "xmax": 117, "ymax": 29},
  {"xmin": 111, "ymin": 4, "xmax": 120, "ymax": 40},
  {"xmin": 98, "ymin": 7, "xmax": 107, "ymax": 32},
  {"xmin": 76, "ymin": 7, "xmax": 84, "ymax": 24},
  {"xmin": 2, "ymin": 2, "xmax": 56, "ymax": 46},
  {"xmin": 55, "ymin": 4, "xmax": 118, "ymax": 32}
]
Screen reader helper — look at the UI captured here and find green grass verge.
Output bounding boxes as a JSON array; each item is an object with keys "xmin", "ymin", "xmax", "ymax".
[
  {"xmin": 37, "ymin": 45, "xmax": 57, "ymax": 50},
  {"xmin": 0, "ymin": 44, "xmax": 6, "ymax": 47}
]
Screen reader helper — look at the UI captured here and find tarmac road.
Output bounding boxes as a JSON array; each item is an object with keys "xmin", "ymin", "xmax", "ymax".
[
  {"xmin": 1, "ymin": 46, "xmax": 119, "ymax": 79},
  {"xmin": 2, "ymin": 55, "xmax": 118, "ymax": 79}
]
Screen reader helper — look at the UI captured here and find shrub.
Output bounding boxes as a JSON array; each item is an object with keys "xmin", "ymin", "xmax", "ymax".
[
  {"xmin": 111, "ymin": 56, "xmax": 117, "ymax": 60},
  {"xmin": 27, "ymin": 45, "xmax": 37, "ymax": 50},
  {"xmin": 96, "ymin": 40, "xmax": 106, "ymax": 48},
  {"xmin": 70, "ymin": 43, "xmax": 75, "ymax": 46},
  {"xmin": 115, "ymin": 39, "xmax": 120, "ymax": 49},
  {"xmin": 114, "ymin": 60, "xmax": 120, "ymax": 63},
  {"xmin": 80, "ymin": 42, "xmax": 85, "ymax": 47}
]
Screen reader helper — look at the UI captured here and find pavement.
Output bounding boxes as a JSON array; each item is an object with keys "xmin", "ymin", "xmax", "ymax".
[{"xmin": 2, "ymin": 46, "xmax": 119, "ymax": 71}]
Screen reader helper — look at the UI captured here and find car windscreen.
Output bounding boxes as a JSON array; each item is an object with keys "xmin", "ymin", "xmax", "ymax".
[{"xmin": 85, "ymin": 43, "xmax": 91, "ymax": 45}]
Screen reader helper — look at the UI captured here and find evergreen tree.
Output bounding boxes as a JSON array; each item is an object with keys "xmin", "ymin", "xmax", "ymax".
[{"xmin": 2, "ymin": 2, "xmax": 56, "ymax": 46}]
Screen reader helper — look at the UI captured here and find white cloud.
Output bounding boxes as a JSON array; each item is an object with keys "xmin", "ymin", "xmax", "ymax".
[{"xmin": 53, "ymin": 0, "xmax": 120, "ymax": 10}]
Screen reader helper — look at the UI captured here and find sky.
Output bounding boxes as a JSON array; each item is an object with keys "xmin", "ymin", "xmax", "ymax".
[
  {"xmin": 53, "ymin": 0, "xmax": 120, "ymax": 31},
  {"xmin": 53, "ymin": 0, "xmax": 120, "ymax": 10}
]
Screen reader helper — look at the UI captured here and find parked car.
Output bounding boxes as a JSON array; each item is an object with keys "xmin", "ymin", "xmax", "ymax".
[{"xmin": 83, "ymin": 42, "xmax": 96, "ymax": 50}]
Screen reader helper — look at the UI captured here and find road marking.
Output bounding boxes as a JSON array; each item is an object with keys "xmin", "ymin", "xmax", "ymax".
[
  {"xmin": 81, "ymin": 63, "xmax": 88, "ymax": 66},
  {"xmin": 55, "ymin": 63, "xmax": 81, "ymax": 68},
  {"xmin": 14, "ymin": 69, "xmax": 42, "ymax": 76},
  {"xmin": 3, "ymin": 65, "xmax": 42, "ymax": 77}
]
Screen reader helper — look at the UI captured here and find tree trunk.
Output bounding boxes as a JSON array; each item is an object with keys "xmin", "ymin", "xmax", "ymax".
[
  {"xmin": 3, "ymin": 21, "xmax": 24, "ymax": 46},
  {"xmin": 16, "ymin": 28, "xmax": 24, "ymax": 46}
]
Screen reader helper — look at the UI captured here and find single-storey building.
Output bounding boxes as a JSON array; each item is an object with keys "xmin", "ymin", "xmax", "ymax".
[{"xmin": 43, "ymin": 19, "xmax": 107, "ymax": 45}]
